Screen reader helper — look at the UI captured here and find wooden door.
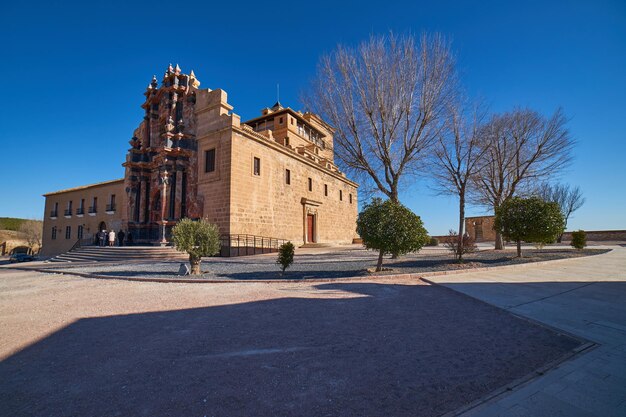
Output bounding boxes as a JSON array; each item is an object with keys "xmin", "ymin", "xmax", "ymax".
[{"xmin": 307, "ymin": 214, "xmax": 315, "ymax": 243}]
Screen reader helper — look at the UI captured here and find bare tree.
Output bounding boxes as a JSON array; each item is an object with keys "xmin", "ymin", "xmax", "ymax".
[
  {"xmin": 431, "ymin": 101, "xmax": 488, "ymax": 259},
  {"xmin": 19, "ymin": 219, "xmax": 43, "ymax": 253},
  {"xmin": 532, "ymin": 182, "xmax": 585, "ymax": 241},
  {"xmin": 304, "ymin": 33, "xmax": 457, "ymax": 202},
  {"xmin": 472, "ymin": 108, "xmax": 574, "ymax": 249}
]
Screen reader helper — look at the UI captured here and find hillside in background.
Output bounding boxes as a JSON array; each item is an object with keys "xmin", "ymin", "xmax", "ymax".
[{"xmin": 0, "ymin": 217, "xmax": 42, "ymax": 231}]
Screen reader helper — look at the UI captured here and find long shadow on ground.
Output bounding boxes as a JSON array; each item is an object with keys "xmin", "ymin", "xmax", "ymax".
[{"xmin": 0, "ymin": 282, "xmax": 585, "ymax": 417}]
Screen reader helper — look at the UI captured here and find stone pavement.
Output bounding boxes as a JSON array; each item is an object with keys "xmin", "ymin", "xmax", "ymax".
[{"xmin": 429, "ymin": 245, "xmax": 626, "ymax": 417}]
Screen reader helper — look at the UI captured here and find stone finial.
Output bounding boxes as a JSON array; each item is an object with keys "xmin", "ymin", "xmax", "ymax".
[
  {"xmin": 174, "ymin": 64, "xmax": 181, "ymax": 74},
  {"xmin": 151, "ymin": 75, "xmax": 158, "ymax": 89},
  {"xmin": 167, "ymin": 63, "xmax": 174, "ymax": 74},
  {"xmin": 189, "ymin": 70, "xmax": 200, "ymax": 88}
]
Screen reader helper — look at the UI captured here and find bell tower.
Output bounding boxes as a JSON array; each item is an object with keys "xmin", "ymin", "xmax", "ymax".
[{"xmin": 123, "ymin": 64, "xmax": 204, "ymax": 243}]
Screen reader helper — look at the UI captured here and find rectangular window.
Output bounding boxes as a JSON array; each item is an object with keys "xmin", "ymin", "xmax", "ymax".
[
  {"xmin": 111, "ymin": 194, "xmax": 116, "ymax": 205},
  {"xmin": 349, "ymin": 193, "xmax": 353, "ymax": 204},
  {"xmin": 78, "ymin": 225, "xmax": 84, "ymax": 239},
  {"xmin": 285, "ymin": 169, "xmax": 291, "ymax": 185},
  {"xmin": 205, "ymin": 148, "xmax": 216, "ymax": 173},
  {"xmin": 308, "ymin": 178, "xmax": 312, "ymax": 192},
  {"xmin": 285, "ymin": 137, "xmax": 290, "ymax": 146},
  {"xmin": 324, "ymin": 184, "xmax": 328, "ymax": 197},
  {"xmin": 279, "ymin": 117, "xmax": 283, "ymax": 124},
  {"xmin": 65, "ymin": 226, "xmax": 71, "ymax": 239},
  {"xmin": 340, "ymin": 190, "xmax": 343, "ymax": 201},
  {"xmin": 51, "ymin": 227, "xmax": 57, "ymax": 240},
  {"xmin": 253, "ymin": 157, "xmax": 261, "ymax": 176}
]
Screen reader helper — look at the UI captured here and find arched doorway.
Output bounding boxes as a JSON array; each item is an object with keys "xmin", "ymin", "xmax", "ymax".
[{"xmin": 98, "ymin": 221, "xmax": 107, "ymax": 232}]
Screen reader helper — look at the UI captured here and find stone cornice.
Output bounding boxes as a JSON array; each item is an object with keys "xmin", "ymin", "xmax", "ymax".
[{"xmin": 231, "ymin": 125, "xmax": 359, "ymax": 188}]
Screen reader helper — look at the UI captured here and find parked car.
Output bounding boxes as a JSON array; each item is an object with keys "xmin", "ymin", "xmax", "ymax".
[{"xmin": 9, "ymin": 253, "xmax": 36, "ymax": 263}]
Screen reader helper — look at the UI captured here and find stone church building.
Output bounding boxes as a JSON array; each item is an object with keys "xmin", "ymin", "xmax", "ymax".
[{"xmin": 42, "ymin": 65, "xmax": 358, "ymax": 256}]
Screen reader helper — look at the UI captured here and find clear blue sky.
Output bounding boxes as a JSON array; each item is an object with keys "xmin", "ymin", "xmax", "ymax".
[{"xmin": 1, "ymin": 0, "xmax": 625, "ymax": 234}]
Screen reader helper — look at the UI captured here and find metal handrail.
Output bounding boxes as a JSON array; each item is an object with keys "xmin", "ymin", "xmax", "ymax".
[{"xmin": 219, "ymin": 234, "xmax": 288, "ymax": 256}]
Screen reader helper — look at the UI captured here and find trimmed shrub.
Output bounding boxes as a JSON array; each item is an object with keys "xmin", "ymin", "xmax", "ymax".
[
  {"xmin": 277, "ymin": 241, "xmax": 295, "ymax": 274},
  {"xmin": 356, "ymin": 198, "xmax": 429, "ymax": 272},
  {"xmin": 495, "ymin": 196, "xmax": 565, "ymax": 257},
  {"xmin": 426, "ymin": 237, "xmax": 439, "ymax": 247},
  {"xmin": 571, "ymin": 230, "xmax": 586, "ymax": 250}
]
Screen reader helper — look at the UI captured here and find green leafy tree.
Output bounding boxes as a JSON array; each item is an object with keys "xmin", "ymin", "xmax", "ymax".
[
  {"xmin": 171, "ymin": 218, "xmax": 220, "ymax": 275},
  {"xmin": 277, "ymin": 241, "xmax": 295, "ymax": 275},
  {"xmin": 356, "ymin": 198, "xmax": 429, "ymax": 271},
  {"xmin": 494, "ymin": 197, "xmax": 565, "ymax": 258},
  {"xmin": 571, "ymin": 230, "xmax": 586, "ymax": 250}
]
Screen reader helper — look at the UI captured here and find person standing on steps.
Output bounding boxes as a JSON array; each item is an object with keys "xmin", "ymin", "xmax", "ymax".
[
  {"xmin": 99, "ymin": 230, "xmax": 107, "ymax": 247},
  {"xmin": 108, "ymin": 230, "xmax": 116, "ymax": 247},
  {"xmin": 118, "ymin": 230, "xmax": 125, "ymax": 246}
]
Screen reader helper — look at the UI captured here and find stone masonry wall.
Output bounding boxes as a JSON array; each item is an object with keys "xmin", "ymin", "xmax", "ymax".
[{"xmin": 228, "ymin": 130, "xmax": 358, "ymax": 245}]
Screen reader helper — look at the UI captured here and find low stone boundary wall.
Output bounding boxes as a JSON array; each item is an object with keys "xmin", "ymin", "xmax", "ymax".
[{"xmin": 561, "ymin": 230, "xmax": 626, "ymax": 242}]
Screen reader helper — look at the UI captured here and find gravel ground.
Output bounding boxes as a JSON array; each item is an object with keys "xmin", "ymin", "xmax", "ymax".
[
  {"xmin": 0, "ymin": 269, "xmax": 583, "ymax": 417},
  {"xmin": 46, "ymin": 247, "xmax": 610, "ymax": 280}
]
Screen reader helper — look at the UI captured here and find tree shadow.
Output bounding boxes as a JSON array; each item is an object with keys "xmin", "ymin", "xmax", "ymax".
[{"xmin": 0, "ymin": 282, "xmax": 589, "ymax": 417}]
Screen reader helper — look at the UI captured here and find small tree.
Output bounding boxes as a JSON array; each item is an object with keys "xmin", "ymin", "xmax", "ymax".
[
  {"xmin": 494, "ymin": 197, "xmax": 565, "ymax": 258},
  {"xmin": 19, "ymin": 219, "xmax": 43, "ymax": 254},
  {"xmin": 356, "ymin": 198, "xmax": 429, "ymax": 272},
  {"xmin": 444, "ymin": 230, "xmax": 477, "ymax": 261},
  {"xmin": 571, "ymin": 230, "xmax": 586, "ymax": 250},
  {"xmin": 171, "ymin": 218, "xmax": 220, "ymax": 275},
  {"xmin": 277, "ymin": 241, "xmax": 295, "ymax": 275}
]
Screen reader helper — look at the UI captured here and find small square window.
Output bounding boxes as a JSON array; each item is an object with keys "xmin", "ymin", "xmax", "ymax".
[
  {"xmin": 308, "ymin": 178, "xmax": 312, "ymax": 192},
  {"xmin": 253, "ymin": 157, "xmax": 261, "ymax": 176},
  {"xmin": 286, "ymin": 169, "xmax": 291, "ymax": 185},
  {"xmin": 205, "ymin": 149, "xmax": 216, "ymax": 173}
]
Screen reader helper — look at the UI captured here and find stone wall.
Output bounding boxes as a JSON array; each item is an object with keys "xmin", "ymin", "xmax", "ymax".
[
  {"xmin": 561, "ymin": 230, "xmax": 626, "ymax": 242},
  {"xmin": 228, "ymin": 129, "xmax": 358, "ymax": 245},
  {"xmin": 464, "ymin": 216, "xmax": 497, "ymax": 242}
]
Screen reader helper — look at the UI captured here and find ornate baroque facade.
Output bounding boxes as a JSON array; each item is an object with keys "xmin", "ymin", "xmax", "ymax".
[{"xmin": 42, "ymin": 65, "xmax": 358, "ymax": 256}]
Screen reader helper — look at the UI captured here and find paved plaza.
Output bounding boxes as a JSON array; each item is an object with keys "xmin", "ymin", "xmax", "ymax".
[
  {"xmin": 429, "ymin": 245, "xmax": 626, "ymax": 416},
  {"xmin": 0, "ymin": 246, "xmax": 623, "ymax": 416}
]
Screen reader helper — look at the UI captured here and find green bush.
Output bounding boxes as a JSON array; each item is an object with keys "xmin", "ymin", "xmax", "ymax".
[
  {"xmin": 356, "ymin": 198, "xmax": 429, "ymax": 271},
  {"xmin": 277, "ymin": 241, "xmax": 295, "ymax": 274},
  {"xmin": 571, "ymin": 230, "xmax": 586, "ymax": 250},
  {"xmin": 495, "ymin": 196, "xmax": 565, "ymax": 258},
  {"xmin": 426, "ymin": 237, "xmax": 439, "ymax": 247},
  {"xmin": 171, "ymin": 218, "xmax": 221, "ymax": 275}
]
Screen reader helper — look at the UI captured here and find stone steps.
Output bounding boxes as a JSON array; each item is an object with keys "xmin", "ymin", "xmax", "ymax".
[{"xmin": 48, "ymin": 245, "xmax": 187, "ymax": 263}]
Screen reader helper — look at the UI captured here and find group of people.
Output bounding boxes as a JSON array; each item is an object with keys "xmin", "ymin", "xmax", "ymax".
[{"xmin": 96, "ymin": 229, "xmax": 133, "ymax": 247}]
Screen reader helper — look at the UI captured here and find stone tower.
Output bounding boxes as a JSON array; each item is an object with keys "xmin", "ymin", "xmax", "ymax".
[{"xmin": 123, "ymin": 64, "xmax": 204, "ymax": 243}]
